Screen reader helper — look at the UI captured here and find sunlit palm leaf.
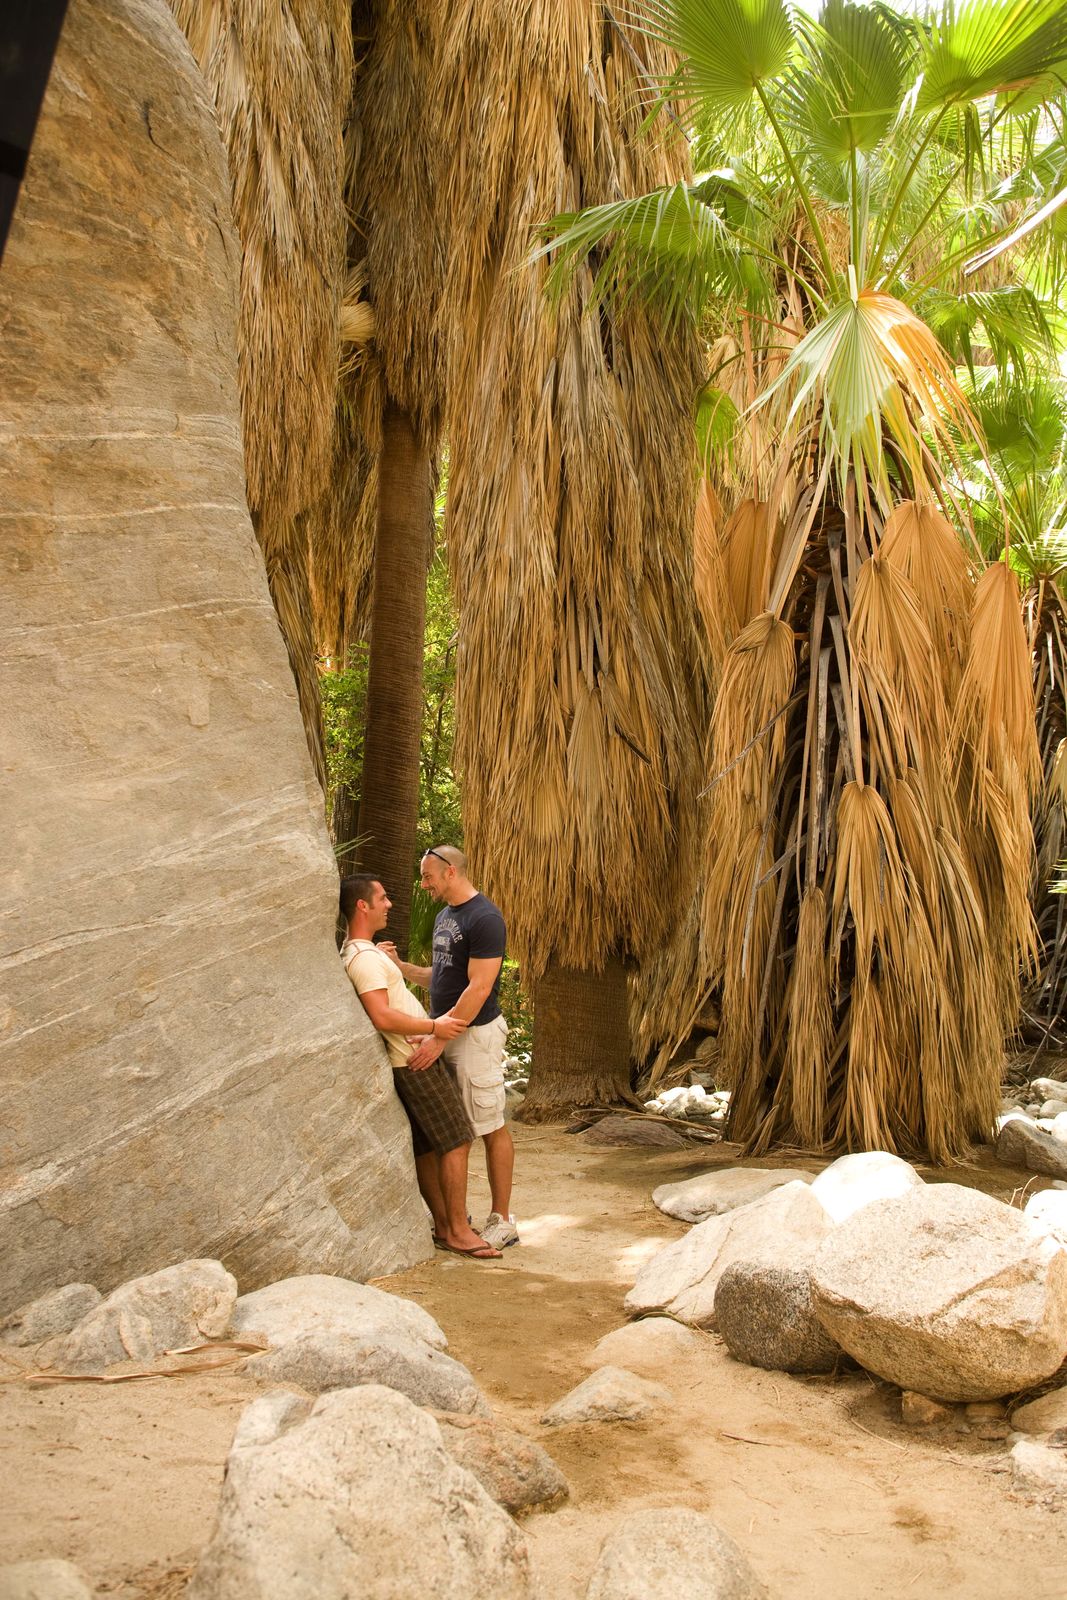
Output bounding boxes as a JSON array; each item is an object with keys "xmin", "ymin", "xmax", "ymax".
[
  {"xmin": 917, "ymin": 0, "xmax": 1067, "ymax": 113},
  {"xmin": 538, "ymin": 180, "xmax": 771, "ymax": 320},
  {"xmin": 782, "ymin": 0, "xmax": 908, "ymax": 164},
  {"xmin": 920, "ymin": 284, "xmax": 1055, "ymax": 375},
  {"xmin": 758, "ymin": 287, "xmax": 978, "ymax": 494},
  {"xmin": 641, "ymin": 0, "xmax": 795, "ymax": 115}
]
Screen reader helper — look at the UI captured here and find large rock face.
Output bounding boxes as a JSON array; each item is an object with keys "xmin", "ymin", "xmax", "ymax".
[{"xmin": 0, "ymin": 0, "xmax": 427, "ymax": 1308}]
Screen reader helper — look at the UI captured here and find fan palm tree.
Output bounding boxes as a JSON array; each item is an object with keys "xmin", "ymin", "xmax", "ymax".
[
  {"xmin": 543, "ymin": 0, "xmax": 1067, "ymax": 1158},
  {"xmin": 436, "ymin": 1, "xmax": 710, "ymax": 1112}
]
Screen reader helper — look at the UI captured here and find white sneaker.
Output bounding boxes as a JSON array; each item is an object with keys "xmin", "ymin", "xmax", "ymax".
[{"xmin": 481, "ymin": 1212, "xmax": 519, "ymax": 1249}]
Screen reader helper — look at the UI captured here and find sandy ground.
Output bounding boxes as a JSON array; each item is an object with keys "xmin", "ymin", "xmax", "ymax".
[{"xmin": 2, "ymin": 1124, "xmax": 1066, "ymax": 1598}]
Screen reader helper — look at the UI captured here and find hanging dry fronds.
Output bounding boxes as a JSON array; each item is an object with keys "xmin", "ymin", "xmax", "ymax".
[
  {"xmin": 879, "ymin": 499, "xmax": 973, "ymax": 675},
  {"xmin": 778, "ymin": 887, "xmax": 833, "ymax": 1149},
  {"xmin": 437, "ymin": 1, "xmax": 708, "ymax": 994},
  {"xmin": 721, "ymin": 500, "xmax": 773, "ymax": 630},
  {"xmin": 169, "ymin": 0, "xmax": 350, "ymax": 524},
  {"xmin": 833, "ymin": 781, "xmax": 909, "ymax": 976},
  {"xmin": 953, "ymin": 561, "xmax": 1041, "ymax": 806},
  {"xmin": 169, "ymin": 0, "xmax": 353, "ymax": 783},
  {"xmin": 850, "ymin": 555, "xmax": 947, "ymax": 776},
  {"xmin": 693, "ymin": 476, "xmax": 733, "ymax": 664}
]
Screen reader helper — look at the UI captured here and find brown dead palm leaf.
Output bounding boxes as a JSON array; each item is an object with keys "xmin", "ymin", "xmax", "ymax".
[
  {"xmin": 879, "ymin": 499, "xmax": 973, "ymax": 678},
  {"xmin": 952, "ymin": 561, "xmax": 1042, "ymax": 811},
  {"xmin": 169, "ymin": 0, "xmax": 353, "ymax": 782}
]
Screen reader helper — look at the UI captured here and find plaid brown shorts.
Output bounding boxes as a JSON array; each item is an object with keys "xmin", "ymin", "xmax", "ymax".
[{"xmin": 392, "ymin": 1059, "xmax": 472, "ymax": 1157}]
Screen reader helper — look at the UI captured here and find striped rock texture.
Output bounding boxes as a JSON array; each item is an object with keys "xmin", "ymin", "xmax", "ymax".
[{"xmin": 0, "ymin": 0, "xmax": 427, "ymax": 1309}]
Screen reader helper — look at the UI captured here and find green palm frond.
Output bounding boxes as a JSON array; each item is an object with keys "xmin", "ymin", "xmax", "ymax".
[
  {"xmin": 919, "ymin": 284, "xmax": 1056, "ymax": 375},
  {"xmin": 641, "ymin": 0, "xmax": 796, "ymax": 116},
  {"xmin": 536, "ymin": 180, "xmax": 775, "ymax": 322},
  {"xmin": 917, "ymin": 0, "xmax": 1067, "ymax": 113},
  {"xmin": 757, "ymin": 285, "xmax": 978, "ymax": 498},
  {"xmin": 782, "ymin": 0, "xmax": 908, "ymax": 164}
]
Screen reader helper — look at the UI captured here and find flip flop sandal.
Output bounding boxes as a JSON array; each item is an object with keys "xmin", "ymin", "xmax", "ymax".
[{"xmin": 437, "ymin": 1240, "xmax": 502, "ymax": 1260}]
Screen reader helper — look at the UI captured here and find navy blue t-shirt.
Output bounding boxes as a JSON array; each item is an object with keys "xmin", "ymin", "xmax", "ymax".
[{"xmin": 430, "ymin": 893, "xmax": 506, "ymax": 1025}]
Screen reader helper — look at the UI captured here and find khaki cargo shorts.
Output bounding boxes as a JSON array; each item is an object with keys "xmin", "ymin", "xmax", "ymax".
[{"xmin": 443, "ymin": 1014, "xmax": 508, "ymax": 1136}]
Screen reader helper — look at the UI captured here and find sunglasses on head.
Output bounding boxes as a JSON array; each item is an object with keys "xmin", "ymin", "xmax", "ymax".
[{"xmin": 424, "ymin": 847, "xmax": 452, "ymax": 869}]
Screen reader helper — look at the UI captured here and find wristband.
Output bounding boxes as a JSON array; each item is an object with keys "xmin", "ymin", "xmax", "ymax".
[{"xmin": 429, "ymin": 1018, "xmax": 437, "ymax": 1038}]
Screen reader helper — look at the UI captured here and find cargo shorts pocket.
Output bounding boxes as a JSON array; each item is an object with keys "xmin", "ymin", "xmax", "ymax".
[{"xmin": 463, "ymin": 1017, "xmax": 507, "ymax": 1128}]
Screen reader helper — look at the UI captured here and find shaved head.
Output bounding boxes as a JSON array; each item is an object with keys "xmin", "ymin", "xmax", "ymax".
[{"xmin": 424, "ymin": 844, "xmax": 466, "ymax": 873}]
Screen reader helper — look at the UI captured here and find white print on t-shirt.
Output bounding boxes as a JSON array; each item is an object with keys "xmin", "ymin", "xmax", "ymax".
[{"xmin": 433, "ymin": 912, "xmax": 461, "ymax": 967}]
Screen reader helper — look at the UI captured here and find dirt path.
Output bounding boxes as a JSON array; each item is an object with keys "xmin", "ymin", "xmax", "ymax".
[{"xmin": 2, "ymin": 1125, "xmax": 1064, "ymax": 1597}]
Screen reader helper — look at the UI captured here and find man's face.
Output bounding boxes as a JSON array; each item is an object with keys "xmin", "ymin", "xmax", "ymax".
[
  {"xmin": 361, "ymin": 881, "xmax": 391, "ymax": 932},
  {"xmin": 420, "ymin": 855, "xmax": 450, "ymax": 902}
]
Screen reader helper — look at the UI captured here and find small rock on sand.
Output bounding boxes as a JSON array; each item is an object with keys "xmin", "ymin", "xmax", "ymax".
[
  {"xmin": 434, "ymin": 1413, "xmax": 569, "ymax": 1514},
  {"xmin": 0, "ymin": 1286, "xmax": 101, "ymax": 1348},
  {"xmin": 581, "ymin": 1116, "xmax": 690, "ymax": 1149},
  {"xmin": 652, "ymin": 1168, "xmax": 811, "ymax": 1224},
  {"xmin": 583, "ymin": 1318, "xmax": 708, "ymax": 1376},
  {"xmin": 585, "ymin": 1507, "xmax": 769, "ymax": 1599},
  {"xmin": 1011, "ymin": 1386, "xmax": 1067, "ymax": 1436},
  {"xmin": 541, "ymin": 1367, "xmax": 672, "ymax": 1427}
]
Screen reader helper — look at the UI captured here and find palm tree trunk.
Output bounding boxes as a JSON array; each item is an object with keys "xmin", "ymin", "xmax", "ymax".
[
  {"xmin": 331, "ymin": 779, "xmax": 360, "ymax": 875},
  {"xmin": 523, "ymin": 959, "xmax": 634, "ymax": 1118},
  {"xmin": 356, "ymin": 399, "xmax": 430, "ymax": 953}
]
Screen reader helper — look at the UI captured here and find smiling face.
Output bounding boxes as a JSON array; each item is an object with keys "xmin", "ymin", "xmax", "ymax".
[
  {"xmin": 361, "ymin": 880, "xmax": 392, "ymax": 934},
  {"xmin": 420, "ymin": 853, "xmax": 452, "ymax": 903}
]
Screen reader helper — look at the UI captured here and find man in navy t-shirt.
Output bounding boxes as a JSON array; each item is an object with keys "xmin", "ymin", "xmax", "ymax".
[{"xmin": 382, "ymin": 845, "xmax": 518, "ymax": 1249}]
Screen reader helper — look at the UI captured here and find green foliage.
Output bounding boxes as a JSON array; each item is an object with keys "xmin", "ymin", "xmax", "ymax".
[
  {"xmin": 419, "ymin": 541, "xmax": 461, "ymax": 849},
  {"xmin": 407, "ymin": 882, "xmax": 440, "ymax": 966},
  {"xmin": 498, "ymin": 959, "xmax": 534, "ymax": 1062},
  {"xmin": 321, "ymin": 645, "xmax": 369, "ymax": 831}
]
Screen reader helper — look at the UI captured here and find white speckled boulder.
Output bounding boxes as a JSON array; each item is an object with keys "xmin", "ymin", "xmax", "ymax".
[
  {"xmin": 586, "ymin": 1508, "xmax": 769, "ymax": 1599},
  {"xmin": 626, "ymin": 1182, "xmax": 831, "ymax": 1329},
  {"xmin": 187, "ymin": 1387, "xmax": 532, "ymax": 1599},
  {"xmin": 811, "ymin": 1184, "xmax": 1067, "ymax": 1400}
]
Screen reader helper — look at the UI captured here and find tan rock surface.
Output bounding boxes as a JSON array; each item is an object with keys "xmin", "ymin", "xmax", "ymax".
[
  {"xmin": 0, "ymin": 0, "xmax": 427, "ymax": 1310},
  {"xmin": 811, "ymin": 1184, "xmax": 1067, "ymax": 1400}
]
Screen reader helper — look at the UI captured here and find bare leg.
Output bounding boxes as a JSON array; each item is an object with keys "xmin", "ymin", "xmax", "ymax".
[
  {"xmin": 482, "ymin": 1125, "xmax": 515, "ymax": 1217},
  {"xmin": 414, "ymin": 1151, "xmax": 448, "ymax": 1237},
  {"xmin": 438, "ymin": 1143, "xmax": 498, "ymax": 1251}
]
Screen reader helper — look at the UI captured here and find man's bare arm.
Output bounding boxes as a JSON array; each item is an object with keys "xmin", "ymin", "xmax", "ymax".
[
  {"xmin": 448, "ymin": 955, "xmax": 503, "ymax": 1024},
  {"xmin": 378, "ymin": 941, "xmax": 431, "ymax": 987},
  {"xmin": 358, "ymin": 988, "xmax": 466, "ymax": 1041}
]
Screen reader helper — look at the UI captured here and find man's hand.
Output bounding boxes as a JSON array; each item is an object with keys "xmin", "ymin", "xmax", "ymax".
[
  {"xmin": 405, "ymin": 1035, "xmax": 445, "ymax": 1071},
  {"xmin": 378, "ymin": 940, "xmax": 402, "ymax": 969},
  {"xmin": 433, "ymin": 1010, "xmax": 467, "ymax": 1041}
]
